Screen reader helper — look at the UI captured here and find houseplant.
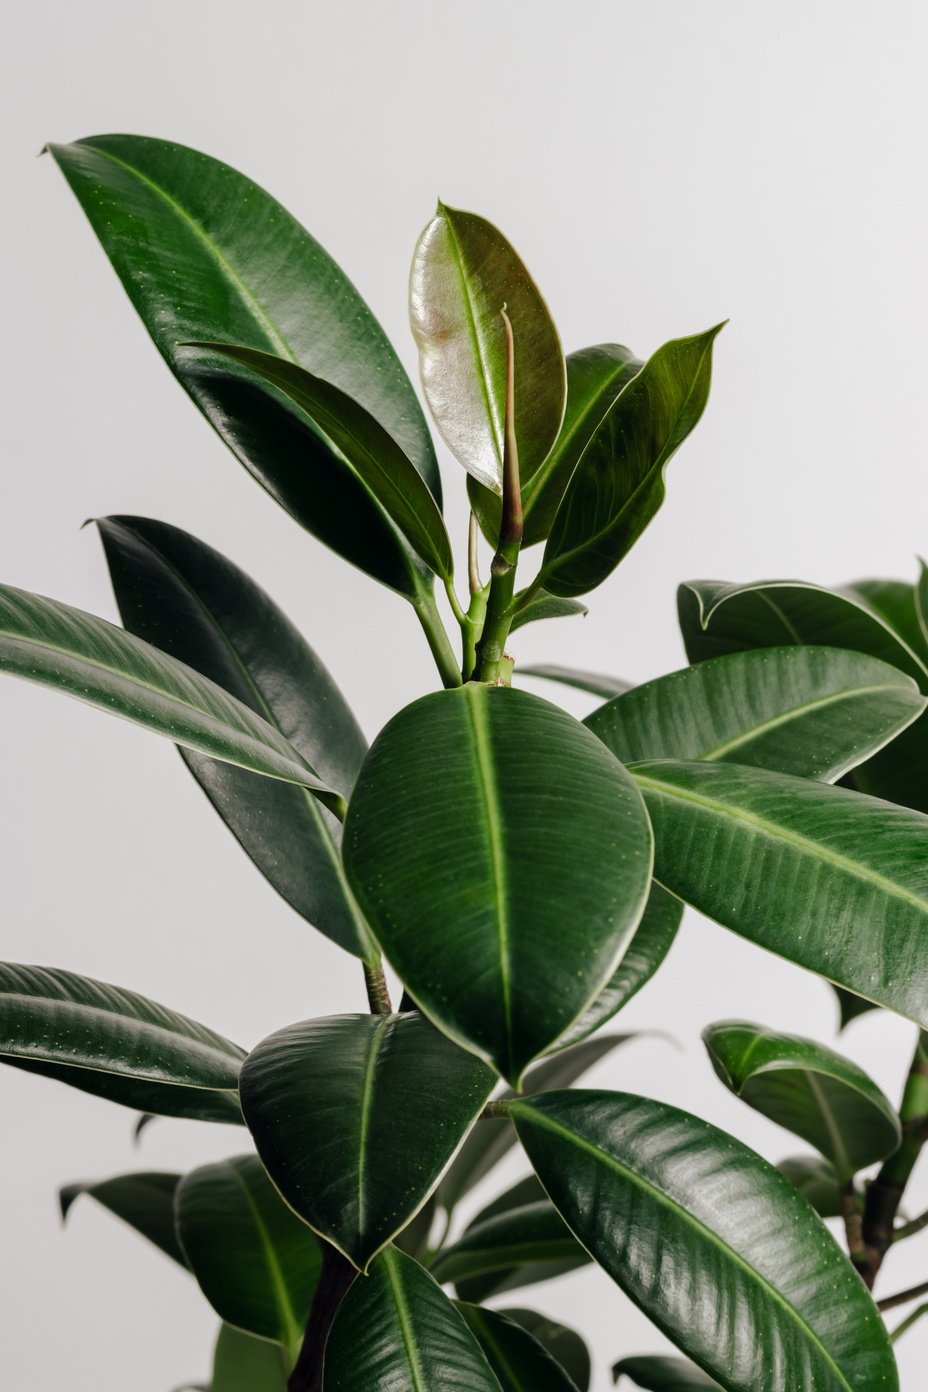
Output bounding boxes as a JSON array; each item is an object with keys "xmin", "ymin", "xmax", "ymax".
[{"xmin": 2, "ymin": 132, "xmax": 928, "ymax": 1389}]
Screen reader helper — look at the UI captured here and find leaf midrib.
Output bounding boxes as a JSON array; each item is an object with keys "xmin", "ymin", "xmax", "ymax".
[
  {"xmin": 356, "ymin": 1017, "xmax": 389, "ymax": 1239},
  {"xmin": 443, "ymin": 214, "xmax": 505, "ymax": 476},
  {"xmin": 384, "ymin": 1252, "xmax": 429, "ymax": 1392}
]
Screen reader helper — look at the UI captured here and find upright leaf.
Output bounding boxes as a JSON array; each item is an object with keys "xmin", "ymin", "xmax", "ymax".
[
  {"xmin": 96, "ymin": 516, "xmax": 371, "ymax": 958},
  {"xmin": 703, "ymin": 1021, "xmax": 901, "ymax": 1178},
  {"xmin": 0, "ymin": 963, "xmax": 244, "ymax": 1122},
  {"xmin": 511, "ymin": 1090, "xmax": 896, "ymax": 1392},
  {"xmin": 0, "ymin": 584, "xmax": 342, "ymax": 810},
  {"xmin": 538, "ymin": 326, "xmax": 723, "ymax": 597},
  {"xmin": 323, "ymin": 1247, "xmax": 502, "ymax": 1392},
  {"xmin": 344, "ymin": 685, "xmax": 653, "ymax": 1083},
  {"xmin": 502, "ymin": 1310, "xmax": 591, "ymax": 1392},
  {"xmin": 634, "ymin": 759, "xmax": 928, "ymax": 1026},
  {"xmin": 60, "ymin": 1171, "xmax": 186, "ymax": 1266},
  {"xmin": 409, "ymin": 202, "xmax": 565, "ymax": 494},
  {"xmin": 613, "ymin": 1356, "xmax": 722, "ymax": 1390},
  {"xmin": 239, "ymin": 1012, "xmax": 495, "ymax": 1271},
  {"xmin": 458, "ymin": 1304, "xmax": 581, "ymax": 1392},
  {"xmin": 209, "ymin": 1323, "xmax": 290, "ymax": 1392},
  {"xmin": 176, "ymin": 1154, "xmax": 320, "ymax": 1351}
]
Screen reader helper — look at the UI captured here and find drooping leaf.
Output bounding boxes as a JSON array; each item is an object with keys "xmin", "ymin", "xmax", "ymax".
[
  {"xmin": 186, "ymin": 346, "xmax": 454, "ymax": 582},
  {"xmin": 431, "ymin": 1200, "xmax": 589, "ymax": 1291},
  {"xmin": 323, "ymin": 1246, "xmax": 501, "ymax": 1392},
  {"xmin": 96, "ymin": 516, "xmax": 371, "ymax": 958},
  {"xmin": 519, "ymin": 664, "xmax": 633, "ymax": 698},
  {"xmin": 239, "ymin": 1012, "xmax": 495, "ymax": 1271},
  {"xmin": 48, "ymin": 134, "xmax": 440, "ymax": 597},
  {"xmin": 538, "ymin": 326, "xmax": 723, "ymax": 598},
  {"xmin": 776, "ymin": 1156, "xmax": 844, "ymax": 1218},
  {"xmin": 586, "ymin": 647, "xmax": 924, "ymax": 782},
  {"xmin": 344, "ymin": 685, "xmax": 653, "ymax": 1083},
  {"xmin": 60, "ymin": 1171, "xmax": 186, "ymax": 1266},
  {"xmin": 0, "ymin": 584, "xmax": 342, "ymax": 810},
  {"xmin": 176, "ymin": 1154, "xmax": 320, "ymax": 1351},
  {"xmin": 509, "ymin": 595, "xmax": 588, "ymax": 634},
  {"xmin": 633, "ymin": 759, "xmax": 928, "ymax": 1026},
  {"xmin": 510, "ymin": 1089, "xmax": 897, "ymax": 1392},
  {"xmin": 703, "ymin": 1021, "xmax": 901, "ymax": 1179},
  {"xmin": 832, "ymin": 985, "xmax": 879, "ymax": 1031},
  {"xmin": 502, "ymin": 1310, "xmax": 591, "ymax": 1392},
  {"xmin": 613, "ymin": 1356, "xmax": 723, "ymax": 1390},
  {"xmin": 210, "ymin": 1323, "xmax": 290, "ymax": 1392},
  {"xmin": 0, "ymin": 963, "xmax": 244, "ymax": 1122},
  {"xmin": 458, "ymin": 1303, "xmax": 581, "ymax": 1391},
  {"xmin": 409, "ymin": 202, "xmax": 565, "ymax": 495}
]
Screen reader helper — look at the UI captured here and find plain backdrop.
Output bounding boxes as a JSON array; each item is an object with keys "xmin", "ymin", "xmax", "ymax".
[{"xmin": 2, "ymin": 2, "xmax": 927, "ymax": 1387}]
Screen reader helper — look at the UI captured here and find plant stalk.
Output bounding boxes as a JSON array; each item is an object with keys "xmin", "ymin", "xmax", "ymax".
[
  {"xmin": 861, "ymin": 1031, "xmax": 928, "ymax": 1288},
  {"xmin": 287, "ymin": 1243, "xmax": 356, "ymax": 1392},
  {"xmin": 363, "ymin": 961, "xmax": 393, "ymax": 1015},
  {"xmin": 414, "ymin": 591, "xmax": 463, "ymax": 688},
  {"xmin": 877, "ymin": 1279, "xmax": 928, "ymax": 1314}
]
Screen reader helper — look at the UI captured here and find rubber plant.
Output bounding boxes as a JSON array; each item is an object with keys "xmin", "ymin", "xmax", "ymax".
[{"xmin": 2, "ymin": 134, "xmax": 928, "ymax": 1392}]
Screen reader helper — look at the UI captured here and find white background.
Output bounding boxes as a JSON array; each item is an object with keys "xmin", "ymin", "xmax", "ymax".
[{"xmin": 2, "ymin": 2, "xmax": 927, "ymax": 1387}]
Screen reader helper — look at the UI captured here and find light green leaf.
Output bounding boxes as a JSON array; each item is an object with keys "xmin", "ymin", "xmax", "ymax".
[
  {"xmin": 458, "ymin": 1304, "xmax": 581, "ymax": 1391},
  {"xmin": 509, "ymin": 595, "xmax": 588, "ymax": 634},
  {"xmin": 60, "ymin": 1171, "xmax": 186, "ymax": 1266}
]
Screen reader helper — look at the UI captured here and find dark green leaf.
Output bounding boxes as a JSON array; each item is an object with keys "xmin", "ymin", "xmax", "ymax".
[
  {"xmin": 509, "ymin": 595, "xmax": 588, "ymax": 634},
  {"xmin": 703, "ymin": 1021, "xmax": 900, "ymax": 1179},
  {"xmin": 0, "ymin": 584, "xmax": 342, "ymax": 810},
  {"xmin": 60, "ymin": 1171, "xmax": 186, "ymax": 1266},
  {"xmin": 239, "ymin": 1012, "xmax": 495, "ymax": 1271},
  {"xmin": 586, "ymin": 647, "xmax": 924, "ymax": 782},
  {"xmin": 539, "ymin": 327, "xmax": 723, "ymax": 597},
  {"xmin": 470, "ymin": 1174, "xmax": 548, "ymax": 1224},
  {"xmin": 176, "ymin": 1154, "xmax": 320, "ymax": 1351},
  {"xmin": 393, "ymin": 1194, "xmax": 437, "ymax": 1259},
  {"xmin": 344, "ymin": 685, "xmax": 653, "ymax": 1083},
  {"xmin": 0, "ymin": 963, "xmax": 243, "ymax": 1122},
  {"xmin": 96, "ymin": 516, "xmax": 371, "ymax": 958},
  {"xmin": 448, "ymin": 1176, "xmax": 587, "ymax": 1303},
  {"xmin": 410, "ymin": 202, "xmax": 565, "ymax": 495},
  {"xmin": 323, "ymin": 1246, "xmax": 501, "ymax": 1391},
  {"xmin": 431, "ymin": 1200, "xmax": 588, "ymax": 1290},
  {"xmin": 634, "ymin": 759, "xmax": 928, "ymax": 1027},
  {"xmin": 776, "ymin": 1156, "xmax": 844, "ymax": 1219},
  {"xmin": 519, "ymin": 665, "xmax": 632, "ymax": 698},
  {"xmin": 210, "ymin": 1323, "xmax": 290, "ymax": 1392},
  {"xmin": 833, "ymin": 985, "xmax": 878, "ymax": 1031},
  {"xmin": 917, "ymin": 562, "xmax": 928, "ymax": 652},
  {"xmin": 458, "ymin": 1304, "xmax": 581, "ymax": 1391},
  {"xmin": 613, "ymin": 1356, "xmax": 722, "ymax": 1390},
  {"xmin": 511, "ymin": 1089, "xmax": 896, "ymax": 1392},
  {"xmin": 502, "ymin": 1310, "xmax": 591, "ymax": 1392}
]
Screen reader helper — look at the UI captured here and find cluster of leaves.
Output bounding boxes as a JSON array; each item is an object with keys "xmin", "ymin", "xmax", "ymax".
[{"xmin": 2, "ymin": 132, "xmax": 928, "ymax": 1391}]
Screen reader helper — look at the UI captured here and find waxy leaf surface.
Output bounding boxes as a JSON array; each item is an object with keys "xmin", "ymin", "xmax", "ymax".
[
  {"xmin": 613, "ymin": 1356, "xmax": 723, "ymax": 1390},
  {"xmin": 60, "ymin": 1170, "xmax": 186, "ymax": 1266},
  {"xmin": 344, "ymin": 685, "xmax": 653, "ymax": 1083},
  {"xmin": 511, "ymin": 1090, "xmax": 896, "ymax": 1392},
  {"xmin": 97, "ymin": 516, "xmax": 371, "ymax": 957},
  {"xmin": 432, "ymin": 1199, "xmax": 588, "ymax": 1293},
  {"xmin": 509, "ymin": 595, "xmax": 588, "ymax": 633},
  {"xmin": 503, "ymin": 1310, "xmax": 591, "ymax": 1392},
  {"xmin": 0, "ymin": 963, "xmax": 244, "ymax": 1122},
  {"xmin": 458, "ymin": 1304, "xmax": 581, "ymax": 1392},
  {"xmin": 239, "ymin": 1012, "xmax": 495, "ymax": 1271}
]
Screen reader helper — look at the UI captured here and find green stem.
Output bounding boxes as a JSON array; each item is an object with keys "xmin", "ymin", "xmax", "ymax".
[
  {"xmin": 462, "ymin": 584, "xmax": 489, "ymax": 682},
  {"xmin": 414, "ymin": 592, "xmax": 463, "ymax": 688},
  {"xmin": 363, "ymin": 961, "xmax": 393, "ymax": 1015},
  {"xmin": 861, "ymin": 1031, "xmax": 928, "ymax": 1288}
]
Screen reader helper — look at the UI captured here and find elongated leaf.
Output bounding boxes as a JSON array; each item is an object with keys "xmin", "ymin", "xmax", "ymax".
[
  {"xmin": 587, "ymin": 647, "xmax": 924, "ymax": 781},
  {"xmin": 324, "ymin": 1246, "xmax": 501, "ymax": 1392},
  {"xmin": 344, "ymin": 685, "xmax": 652, "ymax": 1082},
  {"xmin": 502, "ymin": 1310, "xmax": 591, "ymax": 1392},
  {"xmin": 704, "ymin": 1021, "xmax": 900, "ymax": 1179},
  {"xmin": 776, "ymin": 1156, "xmax": 844, "ymax": 1218},
  {"xmin": 509, "ymin": 595, "xmax": 588, "ymax": 634},
  {"xmin": 240, "ymin": 1012, "xmax": 495, "ymax": 1271},
  {"xmin": 0, "ymin": 584, "xmax": 342, "ymax": 810},
  {"xmin": 520, "ymin": 664, "xmax": 633, "ymax": 698},
  {"xmin": 634, "ymin": 759, "xmax": 928, "ymax": 1025},
  {"xmin": 431, "ymin": 1200, "xmax": 588, "ymax": 1289},
  {"xmin": 539, "ymin": 327, "xmax": 723, "ymax": 597},
  {"xmin": 410, "ymin": 202, "xmax": 565, "ymax": 495},
  {"xmin": 511, "ymin": 1090, "xmax": 897, "ymax": 1392},
  {"xmin": 891, "ymin": 1303, "xmax": 928, "ymax": 1344},
  {"xmin": 189, "ymin": 346, "xmax": 453, "ymax": 581},
  {"xmin": 458, "ymin": 1304, "xmax": 580, "ymax": 1391},
  {"xmin": 833, "ymin": 984, "xmax": 878, "ymax": 1030},
  {"xmin": 613, "ymin": 1356, "xmax": 722, "ymax": 1390},
  {"xmin": 210, "ymin": 1323, "xmax": 290, "ymax": 1392},
  {"xmin": 849, "ymin": 578, "xmax": 928, "ymax": 666},
  {"xmin": 96, "ymin": 516, "xmax": 371, "ymax": 958},
  {"xmin": 48, "ymin": 135, "xmax": 439, "ymax": 597},
  {"xmin": 176, "ymin": 1154, "xmax": 320, "ymax": 1351},
  {"xmin": 60, "ymin": 1171, "xmax": 186, "ymax": 1266},
  {"xmin": 0, "ymin": 963, "xmax": 244, "ymax": 1122}
]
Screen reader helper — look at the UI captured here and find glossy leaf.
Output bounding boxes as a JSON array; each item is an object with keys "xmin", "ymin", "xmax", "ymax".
[
  {"xmin": 0, "ymin": 584, "xmax": 342, "ymax": 810},
  {"xmin": 509, "ymin": 595, "xmax": 588, "ymax": 634},
  {"xmin": 48, "ymin": 135, "xmax": 439, "ymax": 597},
  {"xmin": 613, "ymin": 1356, "xmax": 722, "ymax": 1390},
  {"xmin": 586, "ymin": 647, "xmax": 924, "ymax": 782},
  {"xmin": 634, "ymin": 759, "xmax": 928, "ymax": 1027},
  {"xmin": 520, "ymin": 664, "xmax": 633, "ymax": 698},
  {"xmin": 704, "ymin": 1021, "xmax": 901, "ymax": 1179},
  {"xmin": 210, "ymin": 1323, "xmax": 290, "ymax": 1392},
  {"xmin": 176, "ymin": 1154, "xmax": 320, "ymax": 1350},
  {"xmin": 458, "ymin": 1304, "xmax": 581, "ymax": 1391},
  {"xmin": 344, "ymin": 685, "xmax": 653, "ymax": 1083},
  {"xmin": 96, "ymin": 515, "xmax": 371, "ymax": 958},
  {"xmin": 410, "ymin": 202, "xmax": 565, "ymax": 495},
  {"xmin": 189, "ymin": 345, "xmax": 453, "ymax": 581},
  {"xmin": 539, "ymin": 326, "xmax": 723, "ymax": 598},
  {"xmin": 833, "ymin": 985, "xmax": 878, "ymax": 1030},
  {"xmin": 776, "ymin": 1157, "xmax": 844, "ymax": 1219},
  {"xmin": 431, "ymin": 1200, "xmax": 588, "ymax": 1290},
  {"xmin": 0, "ymin": 963, "xmax": 244, "ymax": 1122},
  {"xmin": 239, "ymin": 1012, "xmax": 495, "ymax": 1271},
  {"xmin": 323, "ymin": 1246, "xmax": 501, "ymax": 1392},
  {"xmin": 502, "ymin": 1310, "xmax": 591, "ymax": 1392},
  {"xmin": 60, "ymin": 1171, "xmax": 186, "ymax": 1266},
  {"xmin": 511, "ymin": 1089, "xmax": 897, "ymax": 1392}
]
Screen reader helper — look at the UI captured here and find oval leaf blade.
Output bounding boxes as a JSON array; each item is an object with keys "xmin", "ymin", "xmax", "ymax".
[
  {"xmin": 458, "ymin": 1304, "xmax": 581, "ymax": 1392},
  {"xmin": 0, "ymin": 963, "xmax": 244, "ymax": 1122},
  {"xmin": 176, "ymin": 1154, "xmax": 320, "ymax": 1351},
  {"xmin": 239, "ymin": 1012, "xmax": 495, "ymax": 1271},
  {"xmin": 703, "ymin": 1020, "xmax": 901, "ymax": 1178},
  {"xmin": 410, "ymin": 203, "xmax": 566, "ymax": 494},
  {"xmin": 323, "ymin": 1246, "xmax": 502, "ymax": 1392},
  {"xmin": 633, "ymin": 758, "xmax": 928, "ymax": 1026},
  {"xmin": 510, "ymin": 1089, "xmax": 897, "ymax": 1392},
  {"xmin": 96, "ymin": 515, "xmax": 371, "ymax": 958},
  {"xmin": 344, "ymin": 685, "xmax": 653, "ymax": 1083},
  {"xmin": 60, "ymin": 1171, "xmax": 186, "ymax": 1266}
]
